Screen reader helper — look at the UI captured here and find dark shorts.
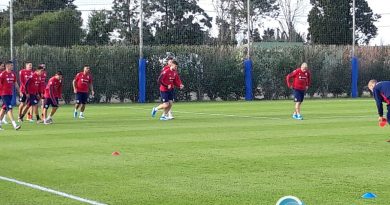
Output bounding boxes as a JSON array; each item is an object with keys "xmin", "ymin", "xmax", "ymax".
[
  {"xmin": 19, "ymin": 93, "xmax": 27, "ymax": 103},
  {"xmin": 27, "ymin": 94, "xmax": 39, "ymax": 106},
  {"xmin": 293, "ymin": 89, "xmax": 305, "ymax": 102},
  {"xmin": 44, "ymin": 98, "xmax": 59, "ymax": 108},
  {"xmin": 160, "ymin": 90, "xmax": 174, "ymax": 103},
  {"xmin": 1, "ymin": 95, "xmax": 13, "ymax": 111},
  {"xmin": 76, "ymin": 92, "xmax": 88, "ymax": 104}
]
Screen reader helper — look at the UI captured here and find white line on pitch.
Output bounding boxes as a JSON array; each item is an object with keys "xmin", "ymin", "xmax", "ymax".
[
  {"xmin": 104, "ymin": 106, "xmax": 374, "ymax": 120},
  {"xmin": 0, "ymin": 176, "xmax": 107, "ymax": 205}
]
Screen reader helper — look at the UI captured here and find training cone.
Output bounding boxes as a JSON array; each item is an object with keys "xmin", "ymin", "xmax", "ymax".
[
  {"xmin": 112, "ymin": 151, "xmax": 120, "ymax": 156},
  {"xmin": 362, "ymin": 192, "xmax": 377, "ymax": 199},
  {"xmin": 379, "ymin": 118, "xmax": 387, "ymax": 127}
]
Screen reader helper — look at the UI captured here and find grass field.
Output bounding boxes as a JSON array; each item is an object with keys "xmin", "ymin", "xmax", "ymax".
[{"xmin": 1, "ymin": 99, "xmax": 390, "ymax": 205}]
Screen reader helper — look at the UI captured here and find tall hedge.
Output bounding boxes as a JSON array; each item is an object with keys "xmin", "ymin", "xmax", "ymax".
[{"xmin": 0, "ymin": 44, "xmax": 388, "ymax": 103}]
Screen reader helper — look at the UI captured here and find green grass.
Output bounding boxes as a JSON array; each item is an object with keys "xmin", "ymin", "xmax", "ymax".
[{"xmin": 1, "ymin": 99, "xmax": 390, "ymax": 205}]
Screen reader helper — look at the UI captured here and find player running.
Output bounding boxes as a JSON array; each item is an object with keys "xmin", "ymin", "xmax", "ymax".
[
  {"xmin": 286, "ymin": 62, "xmax": 311, "ymax": 120},
  {"xmin": 0, "ymin": 61, "xmax": 21, "ymax": 130},
  {"xmin": 151, "ymin": 60, "xmax": 184, "ymax": 120},
  {"xmin": 43, "ymin": 71, "xmax": 63, "ymax": 125},
  {"xmin": 18, "ymin": 66, "xmax": 44, "ymax": 123},
  {"xmin": 18, "ymin": 62, "xmax": 33, "ymax": 121},
  {"xmin": 73, "ymin": 65, "xmax": 94, "ymax": 119},
  {"xmin": 368, "ymin": 80, "xmax": 390, "ymax": 125},
  {"xmin": 0, "ymin": 62, "xmax": 9, "ymax": 125}
]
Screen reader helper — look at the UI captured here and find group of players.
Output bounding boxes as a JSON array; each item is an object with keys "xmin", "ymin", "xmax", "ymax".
[
  {"xmin": 151, "ymin": 57, "xmax": 390, "ymax": 126},
  {"xmin": 0, "ymin": 61, "xmax": 94, "ymax": 131}
]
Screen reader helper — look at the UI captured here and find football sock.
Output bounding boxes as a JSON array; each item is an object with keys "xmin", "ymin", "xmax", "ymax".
[{"xmin": 11, "ymin": 121, "xmax": 17, "ymax": 127}]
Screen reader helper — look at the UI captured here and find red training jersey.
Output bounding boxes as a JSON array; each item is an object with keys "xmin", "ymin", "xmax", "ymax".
[
  {"xmin": 39, "ymin": 70, "xmax": 47, "ymax": 94},
  {"xmin": 26, "ymin": 72, "xmax": 41, "ymax": 95},
  {"xmin": 44, "ymin": 77, "xmax": 63, "ymax": 99},
  {"xmin": 19, "ymin": 69, "xmax": 33, "ymax": 94},
  {"xmin": 0, "ymin": 71, "xmax": 17, "ymax": 96},
  {"xmin": 286, "ymin": 68, "xmax": 311, "ymax": 91},
  {"xmin": 158, "ymin": 68, "xmax": 182, "ymax": 92},
  {"xmin": 74, "ymin": 72, "xmax": 93, "ymax": 93}
]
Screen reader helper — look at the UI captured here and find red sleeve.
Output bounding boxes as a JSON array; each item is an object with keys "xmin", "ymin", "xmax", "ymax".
[
  {"xmin": 19, "ymin": 70, "xmax": 25, "ymax": 84},
  {"xmin": 25, "ymin": 78, "xmax": 32, "ymax": 94},
  {"xmin": 173, "ymin": 73, "xmax": 182, "ymax": 87},
  {"xmin": 74, "ymin": 73, "xmax": 80, "ymax": 82},
  {"xmin": 158, "ymin": 71, "xmax": 169, "ymax": 88},
  {"xmin": 286, "ymin": 69, "xmax": 297, "ymax": 88}
]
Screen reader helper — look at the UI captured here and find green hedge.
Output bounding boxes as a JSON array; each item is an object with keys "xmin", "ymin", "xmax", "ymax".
[{"xmin": 0, "ymin": 45, "xmax": 388, "ymax": 103}]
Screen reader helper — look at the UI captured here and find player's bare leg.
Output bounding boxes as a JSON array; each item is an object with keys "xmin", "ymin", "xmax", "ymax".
[
  {"xmin": 74, "ymin": 103, "xmax": 81, "ymax": 118},
  {"xmin": 152, "ymin": 103, "xmax": 170, "ymax": 119},
  {"xmin": 18, "ymin": 102, "xmax": 26, "ymax": 121},
  {"xmin": 79, "ymin": 104, "xmax": 86, "ymax": 118},
  {"xmin": 5, "ymin": 109, "xmax": 21, "ymax": 130},
  {"xmin": 294, "ymin": 102, "xmax": 303, "ymax": 120}
]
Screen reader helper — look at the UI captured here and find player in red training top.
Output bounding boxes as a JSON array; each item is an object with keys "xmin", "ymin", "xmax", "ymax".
[
  {"xmin": 26, "ymin": 63, "xmax": 47, "ymax": 121},
  {"xmin": 72, "ymin": 65, "xmax": 94, "ymax": 119},
  {"xmin": 0, "ymin": 62, "xmax": 9, "ymax": 125},
  {"xmin": 19, "ymin": 66, "xmax": 44, "ymax": 123},
  {"xmin": 43, "ymin": 71, "xmax": 63, "ymax": 125},
  {"xmin": 161, "ymin": 56, "xmax": 176, "ymax": 119},
  {"xmin": 18, "ymin": 62, "xmax": 33, "ymax": 121},
  {"xmin": 286, "ymin": 62, "xmax": 311, "ymax": 120},
  {"xmin": 0, "ymin": 61, "xmax": 21, "ymax": 130},
  {"xmin": 151, "ymin": 60, "xmax": 184, "ymax": 120}
]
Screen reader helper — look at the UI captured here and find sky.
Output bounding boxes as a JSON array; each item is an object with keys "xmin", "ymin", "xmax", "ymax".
[{"xmin": 1, "ymin": 0, "xmax": 390, "ymax": 45}]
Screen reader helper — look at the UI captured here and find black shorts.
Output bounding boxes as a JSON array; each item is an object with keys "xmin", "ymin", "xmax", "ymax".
[
  {"xmin": 1, "ymin": 95, "xmax": 13, "ymax": 111},
  {"xmin": 76, "ymin": 92, "xmax": 89, "ymax": 104},
  {"xmin": 293, "ymin": 89, "xmax": 305, "ymax": 102},
  {"xmin": 27, "ymin": 94, "xmax": 39, "ymax": 106},
  {"xmin": 44, "ymin": 98, "xmax": 59, "ymax": 108},
  {"xmin": 19, "ymin": 93, "xmax": 27, "ymax": 103},
  {"xmin": 160, "ymin": 90, "xmax": 174, "ymax": 103}
]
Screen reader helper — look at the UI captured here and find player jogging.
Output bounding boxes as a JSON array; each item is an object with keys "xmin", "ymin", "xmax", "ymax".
[
  {"xmin": 151, "ymin": 60, "xmax": 184, "ymax": 120},
  {"xmin": 19, "ymin": 66, "xmax": 44, "ymax": 123},
  {"xmin": 368, "ymin": 79, "xmax": 390, "ymax": 125},
  {"xmin": 43, "ymin": 71, "xmax": 63, "ymax": 125},
  {"xmin": 161, "ymin": 55, "xmax": 175, "ymax": 119},
  {"xmin": 18, "ymin": 62, "xmax": 33, "ymax": 121},
  {"xmin": 0, "ymin": 62, "xmax": 8, "ymax": 125},
  {"xmin": 286, "ymin": 62, "xmax": 311, "ymax": 120},
  {"xmin": 0, "ymin": 61, "xmax": 21, "ymax": 130},
  {"xmin": 73, "ymin": 65, "xmax": 94, "ymax": 119}
]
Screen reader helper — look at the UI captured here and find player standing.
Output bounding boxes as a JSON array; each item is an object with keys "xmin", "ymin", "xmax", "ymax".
[
  {"xmin": 19, "ymin": 66, "xmax": 44, "ymax": 123},
  {"xmin": 43, "ymin": 71, "xmax": 63, "ymax": 125},
  {"xmin": 151, "ymin": 60, "xmax": 184, "ymax": 120},
  {"xmin": 72, "ymin": 65, "xmax": 94, "ymax": 119},
  {"xmin": 0, "ymin": 61, "xmax": 21, "ymax": 130},
  {"xmin": 286, "ymin": 62, "xmax": 311, "ymax": 120},
  {"xmin": 18, "ymin": 62, "xmax": 33, "ymax": 121}
]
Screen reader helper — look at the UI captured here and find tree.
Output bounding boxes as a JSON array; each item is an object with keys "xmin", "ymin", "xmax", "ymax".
[
  {"xmin": 85, "ymin": 10, "xmax": 114, "ymax": 45},
  {"xmin": 0, "ymin": 0, "xmax": 75, "ymax": 27},
  {"xmin": 0, "ymin": 9, "xmax": 83, "ymax": 47},
  {"xmin": 212, "ymin": 0, "xmax": 278, "ymax": 45},
  {"xmin": 262, "ymin": 28, "xmax": 276, "ymax": 42},
  {"xmin": 143, "ymin": 0, "xmax": 212, "ymax": 45},
  {"xmin": 308, "ymin": 0, "xmax": 380, "ymax": 45},
  {"xmin": 277, "ymin": 0, "xmax": 306, "ymax": 42}
]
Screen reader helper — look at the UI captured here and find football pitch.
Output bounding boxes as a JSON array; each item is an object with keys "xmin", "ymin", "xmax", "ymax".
[{"xmin": 1, "ymin": 99, "xmax": 390, "ymax": 205}]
